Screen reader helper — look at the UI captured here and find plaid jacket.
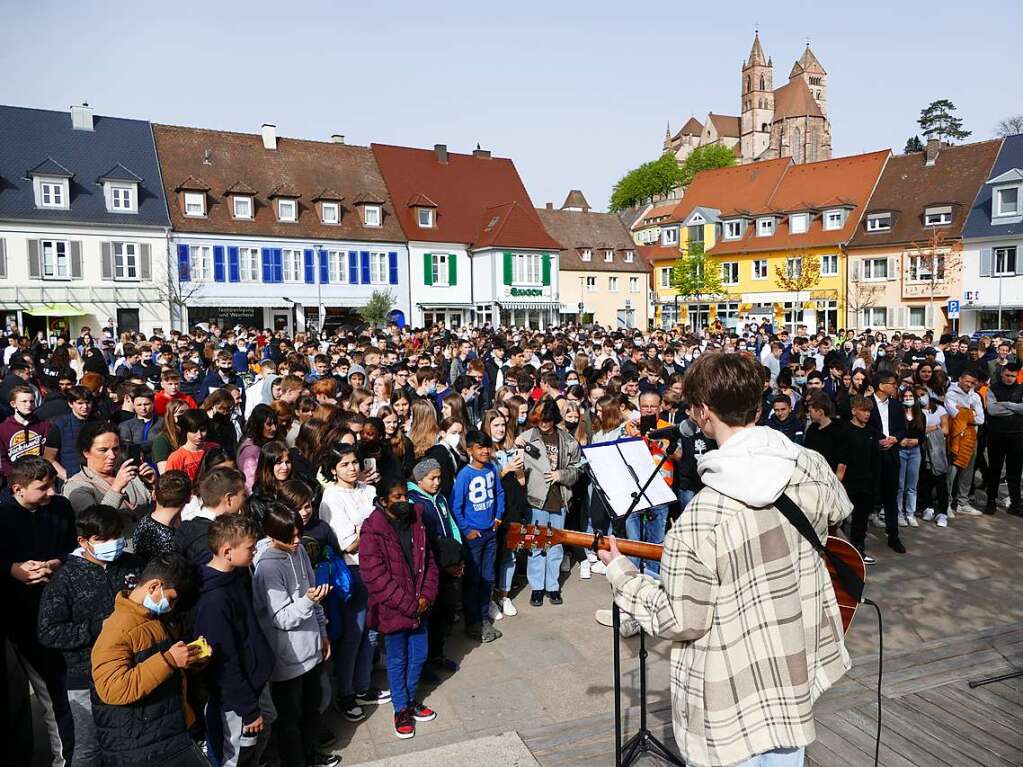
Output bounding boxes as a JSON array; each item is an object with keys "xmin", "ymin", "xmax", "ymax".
[{"xmin": 607, "ymin": 446, "xmax": 853, "ymax": 767}]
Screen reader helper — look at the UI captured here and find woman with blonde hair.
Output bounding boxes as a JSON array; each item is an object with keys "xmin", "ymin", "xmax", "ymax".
[
  {"xmin": 558, "ymin": 399, "xmax": 587, "ymax": 447},
  {"xmin": 348, "ymin": 387, "xmax": 373, "ymax": 418},
  {"xmin": 441, "ymin": 391, "xmax": 470, "ymax": 431},
  {"xmin": 369, "ymin": 375, "xmax": 392, "ymax": 417},
  {"xmin": 409, "ymin": 399, "xmax": 441, "ymax": 459}
]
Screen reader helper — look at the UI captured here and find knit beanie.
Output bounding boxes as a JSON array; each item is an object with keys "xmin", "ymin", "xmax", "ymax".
[{"xmin": 413, "ymin": 458, "xmax": 441, "ymax": 482}]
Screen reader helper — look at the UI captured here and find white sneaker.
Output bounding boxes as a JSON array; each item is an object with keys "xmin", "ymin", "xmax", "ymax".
[
  {"xmin": 906, "ymin": 514, "xmax": 919, "ymax": 528},
  {"xmin": 922, "ymin": 508, "xmax": 935, "ymax": 522},
  {"xmin": 946, "ymin": 508, "xmax": 956, "ymax": 520},
  {"xmin": 488, "ymin": 601, "xmax": 504, "ymax": 622},
  {"xmin": 619, "ymin": 619, "xmax": 642, "ymax": 638},
  {"xmin": 579, "ymin": 559, "xmax": 592, "ymax": 580},
  {"xmin": 500, "ymin": 597, "xmax": 517, "ymax": 617},
  {"xmin": 594, "ymin": 608, "xmax": 613, "ymax": 627},
  {"xmin": 956, "ymin": 505, "xmax": 984, "ymax": 517},
  {"xmin": 897, "ymin": 514, "xmax": 908, "ymax": 527},
  {"xmin": 591, "ymin": 560, "xmax": 607, "ymax": 575},
  {"xmin": 870, "ymin": 513, "xmax": 885, "ymax": 529},
  {"xmin": 999, "ymin": 496, "xmax": 1013, "ymax": 508},
  {"xmin": 560, "ymin": 557, "xmax": 572, "ymax": 573},
  {"xmin": 936, "ymin": 513, "xmax": 949, "ymax": 528}
]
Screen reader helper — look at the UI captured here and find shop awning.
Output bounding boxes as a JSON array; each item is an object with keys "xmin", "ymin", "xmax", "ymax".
[{"xmin": 23, "ymin": 304, "xmax": 90, "ymax": 317}]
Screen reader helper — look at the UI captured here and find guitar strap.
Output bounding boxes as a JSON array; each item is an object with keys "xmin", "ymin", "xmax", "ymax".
[{"xmin": 774, "ymin": 492, "xmax": 864, "ymax": 605}]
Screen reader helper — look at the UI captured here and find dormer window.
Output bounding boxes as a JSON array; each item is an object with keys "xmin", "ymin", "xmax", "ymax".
[
  {"xmin": 924, "ymin": 205, "xmax": 952, "ymax": 227},
  {"xmin": 604, "ymin": 249, "xmax": 614, "ymax": 262},
  {"xmin": 109, "ymin": 185, "xmax": 136, "ymax": 212},
  {"xmin": 38, "ymin": 178, "xmax": 68, "ymax": 209},
  {"xmin": 789, "ymin": 213, "xmax": 809, "ymax": 234},
  {"xmin": 184, "ymin": 192, "xmax": 206, "ymax": 217},
  {"xmin": 99, "ymin": 164, "xmax": 143, "ymax": 214},
  {"xmin": 417, "ymin": 207, "xmax": 434, "ymax": 228},
  {"xmin": 823, "ymin": 209, "xmax": 846, "ymax": 230},
  {"xmin": 363, "ymin": 205, "xmax": 381, "ymax": 227},
  {"xmin": 277, "ymin": 198, "xmax": 297, "ymax": 222},
  {"xmin": 724, "ymin": 220, "xmax": 743, "ymax": 240},
  {"xmin": 232, "ymin": 196, "xmax": 253, "ymax": 220},
  {"xmin": 321, "ymin": 202, "xmax": 340, "ymax": 225},
  {"xmin": 624, "ymin": 250, "xmax": 635, "ymax": 263},
  {"xmin": 580, "ymin": 248, "xmax": 592, "ymax": 262},
  {"xmin": 756, "ymin": 217, "xmax": 775, "ymax": 237},
  {"xmin": 866, "ymin": 212, "xmax": 891, "ymax": 232},
  {"xmin": 995, "ymin": 187, "xmax": 1020, "ymax": 217},
  {"xmin": 662, "ymin": 227, "xmax": 678, "ymax": 245}
]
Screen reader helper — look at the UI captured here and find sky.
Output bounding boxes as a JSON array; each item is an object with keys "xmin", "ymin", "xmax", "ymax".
[{"xmin": 2, "ymin": 0, "xmax": 1020, "ymax": 212}]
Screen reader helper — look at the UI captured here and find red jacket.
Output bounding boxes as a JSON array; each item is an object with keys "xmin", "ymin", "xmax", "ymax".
[{"xmin": 359, "ymin": 506, "xmax": 439, "ymax": 634}]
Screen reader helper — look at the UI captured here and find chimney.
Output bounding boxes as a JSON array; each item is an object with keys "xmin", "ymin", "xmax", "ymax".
[
  {"xmin": 545, "ymin": 202, "xmax": 554, "ymax": 210},
  {"xmin": 925, "ymin": 138, "xmax": 943, "ymax": 167},
  {"xmin": 70, "ymin": 102, "xmax": 93, "ymax": 131},
  {"xmin": 261, "ymin": 123, "xmax": 277, "ymax": 150},
  {"xmin": 434, "ymin": 144, "xmax": 448, "ymax": 164},
  {"xmin": 473, "ymin": 147, "xmax": 491, "ymax": 159},
  {"xmin": 331, "ymin": 134, "xmax": 345, "ymax": 144}
]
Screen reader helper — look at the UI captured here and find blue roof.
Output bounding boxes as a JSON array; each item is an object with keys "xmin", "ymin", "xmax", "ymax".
[
  {"xmin": 963, "ymin": 133, "xmax": 1023, "ymax": 240},
  {"xmin": 0, "ymin": 105, "xmax": 170, "ymax": 227}
]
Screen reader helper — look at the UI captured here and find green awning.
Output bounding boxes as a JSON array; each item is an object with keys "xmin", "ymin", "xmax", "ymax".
[{"xmin": 23, "ymin": 304, "xmax": 90, "ymax": 317}]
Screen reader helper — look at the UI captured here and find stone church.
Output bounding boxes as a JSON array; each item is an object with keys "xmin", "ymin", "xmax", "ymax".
[{"xmin": 664, "ymin": 33, "xmax": 832, "ymax": 166}]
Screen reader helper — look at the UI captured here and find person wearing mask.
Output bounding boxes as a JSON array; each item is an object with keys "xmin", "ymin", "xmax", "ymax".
[
  {"xmin": 0, "ymin": 384, "xmax": 50, "ymax": 476},
  {"xmin": 944, "ymin": 368, "xmax": 985, "ymax": 518},
  {"xmin": 897, "ymin": 390, "xmax": 926, "ymax": 528},
  {"xmin": 984, "ymin": 362, "xmax": 1023, "ymax": 516},
  {"xmin": 198, "ymin": 349, "xmax": 244, "ymax": 405}
]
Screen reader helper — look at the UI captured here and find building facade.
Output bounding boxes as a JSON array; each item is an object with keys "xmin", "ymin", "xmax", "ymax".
[
  {"xmin": 153, "ymin": 124, "xmax": 410, "ymax": 334},
  {"xmin": 961, "ymin": 134, "xmax": 1023, "ymax": 334},
  {"xmin": 0, "ymin": 104, "xmax": 172, "ymax": 337},
  {"xmin": 537, "ymin": 190, "xmax": 649, "ymax": 328}
]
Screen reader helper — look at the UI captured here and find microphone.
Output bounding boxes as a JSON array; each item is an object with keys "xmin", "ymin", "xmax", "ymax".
[{"xmin": 646, "ymin": 424, "xmax": 682, "ymax": 441}]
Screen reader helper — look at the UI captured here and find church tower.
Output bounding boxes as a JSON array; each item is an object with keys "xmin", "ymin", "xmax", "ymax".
[
  {"xmin": 790, "ymin": 44, "xmax": 828, "ymax": 116},
  {"xmin": 740, "ymin": 32, "xmax": 773, "ymax": 163}
]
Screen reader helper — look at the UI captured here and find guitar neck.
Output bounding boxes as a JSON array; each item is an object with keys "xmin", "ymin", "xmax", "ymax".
[{"xmin": 557, "ymin": 529, "xmax": 665, "ymax": 562}]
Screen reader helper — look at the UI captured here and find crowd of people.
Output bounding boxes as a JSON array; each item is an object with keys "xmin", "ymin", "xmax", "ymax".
[{"xmin": 1, "ymin": 316, "xmax": 1021, "ymax": 767}]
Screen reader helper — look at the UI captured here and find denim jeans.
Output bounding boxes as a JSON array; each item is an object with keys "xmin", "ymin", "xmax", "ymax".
[
  {"xmin": 68, "ymin": 689, "xmax": 99, "ymax": 767},
  {"xmin": 463, "ymin": 528, "xmax": 497, "ymax": 626},
  {"xmin": 526, "ymin": 508, "xmax": 566, "ymax": 591},
  {"xmin": 384, "ymin": 622, "xmax": 429, "ymax": 714},
  {"xmin": 734, "ymin": 746, "xmax": 805, "ymax": 766},
  {"xmin": 332, "ymin": 565, "xmax": 377, "ymax": 700},
  {"xmin": 898, "ymin": 446, "xmax": 921, "ymax": 517},
  {"xmin": 678, "ymin": 488, "xmax": 696, "ymax": 510},
  {"xmin": 496, "ymin": 547, "xmax": 516, "ymax": 592},
  {"xmin": 625, "ymin": 504, "xmax": 668, "ymax": 575}
]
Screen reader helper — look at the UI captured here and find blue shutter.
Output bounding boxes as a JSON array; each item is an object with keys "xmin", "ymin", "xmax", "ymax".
[
  {"xmin": 348, "ymin": 250, "xmax": 359, "ymax": 284},
  {"xmin": 177, "ymin": 244, "xmax": 190, "ymax": 282},
  {"xmin": 319, "ymin": 249, "xmax": 329, "ymax": 284},
  {"xmin": 227, "ymin": 246, "xmax": 240, "ymax": 282},
  {"xmin": 360, "ymin": 250, "xmax": 370, "ymax": 284},
  {"xmin": 272, "ymin": 248, "xmax": 283, "ymax": 283},
  {"xmin": 261, "ymin": 248, "xmax": 273, "ymax": 282},
  {"xmin": 213, "ymin": 245, "xmax": 226, "ymax": 282},
  {"xmin": 388, "ymin": 251, "xmax": 399, "ymax": 285},
  {"xmin": 303, "ymin": 248, "xmax": 315, "ymax": 284}
]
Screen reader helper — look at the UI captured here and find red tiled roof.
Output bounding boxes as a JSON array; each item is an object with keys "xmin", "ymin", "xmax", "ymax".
[
  {"xmin": 633, "ymin": 201, "xmax": 680, "ymax": 230},
  {"xmin": 371, "ymin": 143, "xmax": 560, "ymax": 250},
  {"xmin": 772, "ymin": 77, "xmax": 824, "ymax": 120},
  {"xmin": 639, "ymin": 244, "xmax": 679, "ymax": 265},
  {"xmin": 709, "ymin": 150, "xmax": 891, "ymax": 255},
  {"xmin": 708, "ymin": 113, "xmax": 741, "ymax": 138},
  {"xmin": 668, "ymin": 158, "xmax": 791, "ymax": 224},
  {"xmin": 406, "ymin": 192, "xmax": 438, "ymax": 208}
]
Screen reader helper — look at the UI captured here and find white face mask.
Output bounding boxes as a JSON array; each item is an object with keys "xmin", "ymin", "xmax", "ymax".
[{"xmin": 444, "ymin": 432, "xmax": 461, "ymax": 450}]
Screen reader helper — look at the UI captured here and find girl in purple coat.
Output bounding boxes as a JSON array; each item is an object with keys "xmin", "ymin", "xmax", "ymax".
[{"xmin": 359, "ymin": 474, "xmax": 440, "ymax": 740}]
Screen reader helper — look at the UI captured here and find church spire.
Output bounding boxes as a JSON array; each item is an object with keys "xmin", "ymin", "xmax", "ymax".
[{"xmin": 746, "ymin": 31, "xmax": 767, "ymax": 67}]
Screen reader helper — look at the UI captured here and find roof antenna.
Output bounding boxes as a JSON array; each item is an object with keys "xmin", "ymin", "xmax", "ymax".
[
  {"xmin": 805, "ymin": 35, "xmax": 811, "ymax": 47},
  {"xmin": 476, "ymin": 142, "xmax": 481, "ymax": 150}
]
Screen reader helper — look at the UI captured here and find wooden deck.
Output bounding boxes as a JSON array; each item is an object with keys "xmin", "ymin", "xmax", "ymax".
[{"xmin": 520, "ymin": 622, "xmax": 1023, "ymax": 767}]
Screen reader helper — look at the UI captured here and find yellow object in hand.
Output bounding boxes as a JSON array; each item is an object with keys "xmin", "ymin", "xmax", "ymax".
[{"xmin": 188, "ymin": 636, "xmax": 212, "ymax": 659}]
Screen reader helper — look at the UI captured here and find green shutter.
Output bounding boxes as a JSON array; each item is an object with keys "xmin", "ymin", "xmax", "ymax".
[
  {"xmin": 448, "ymin": 253, "xmax": 457, "ymax": 285},
  {"xmin": 542, "ymin": 253, "xmax": 552, "ymax": 286},
  {"xmin": 423, "ymin": 252, "xmax": 433, "ymax": 285},
  {"xmin": 503, "ymin": 252, "xmax": 513, "ymax": 285}
]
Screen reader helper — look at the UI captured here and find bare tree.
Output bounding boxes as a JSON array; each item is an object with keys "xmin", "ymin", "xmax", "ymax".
[
  {"xmin": 774, "ymin": 249, "xmax": 823, "ymax": 330},
  {"xmin": 152, "ymin": 278, "xmax": 204, "ymax": 332},
  {"xmin": 844, "ymin": 260, "xmax": 883, "ymax": 330},
  {"xmin": 904, "ymin": 227, "xmax": 963, "ymax": 333},
  {"xmin": 996, "ymin": 114, "xmax": 1023, "ymax": 137}
]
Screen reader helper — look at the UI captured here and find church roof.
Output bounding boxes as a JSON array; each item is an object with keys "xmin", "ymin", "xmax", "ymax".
[
  {"xmin": 672, "ymin": 117, "xmax": 703, "ymax": 141},
  {"xmin": 561, "ymin": 189, "xmax": 591, "ymax": 211},
  {"xmin": 746, "ymin": 32, "xmax": 767, "ymax": 67},
  {"xmin": 708, "ymin": 113, "xmax": 740, "ymax": 138},
  {"xmin": 798, "ymin": 45, "xmax": 827, "ymax": 75},
  {"xmin": 772, "ymin": 77, "xmax": 824, "ymax": 119}
]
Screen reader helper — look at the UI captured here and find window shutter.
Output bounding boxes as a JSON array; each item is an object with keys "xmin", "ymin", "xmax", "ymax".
[
  {"xmin": 0, "ymin": 238, "xmax": 6, "ymax": 278},
  {"xmin": 423, "ymin": 253, "xmax": 433, "ymax": 286},
  {"xmin": 319, "ymin": 249, "xmax": 329, "ymax": 284},
  {"xmin": 925, "ymin": 303, "xmax": 934, "ymax": 329},
  {"xmin": 213, "ymin": 245, "xmax": 226, "ymax": 282},
  {"xmin": 503, "ymin": 252, "xmax": 513, "ymax": 285},
  {"xmin": 979, "ymin": 248, "xmax": 992, "ymax": 277},
  {"xmin": 261, "ymin": 248, "xmax": 272, "ymax": 282},
  {"xmin": 304, "ymin": 249, "xmax": 315, "ymax": 284},
  {"xmin": 272, "ymin": 249, "xmax": 283, "ymax": 283},
  {"xmin": 360, "ymin": 251, "xmax": 370, "ymax": 284},
  {"xmin": 851, "ymin": 258, "xmax": 860, "ymax": 281},
  {"xmin": 70, "ymin": 241, "xmax": 83, "ymax": 279},
  {"xmin": 227, "ymin": 246, "xmax": 240, "ymax": 282},
  {"xmin": 140, "ymin": 244, "xmax": 152, "ymax": 281},
  {"xmin": 542, "ymin": 253, "xmax": 551, "ymax": 286},
  {"xmin": 448, "ymin": 253, "xmax": 457, "ymax": 286},
  {"xmin": 101, "ymin": 242, "xmax": 113, "ymax": 280},
  {"xmin": 348, "ymin": 251, "xmax": 359, "ymax": 284},
  {"xmin": 1016, "ymin": 249, "xmax": 1023, "ymax": 277},
  {"xmin": 29, "ymin": 240, "xmax": 41, "ymax": 278},
  {"xmin": 178, "ymin": 244, "xmax": 191, "ymax": 282},
  {"xmin": 886, "ymin": 256, "xmax": 897, "ymax": 280},
  {"xmin": 388, "ymin": 251, "xmax": 398, "ymax": 285}
]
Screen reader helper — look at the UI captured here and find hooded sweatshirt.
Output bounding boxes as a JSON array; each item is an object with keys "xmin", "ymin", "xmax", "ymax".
[
  {"xmin": 175, "ymin": 507, "xmax": 217, "ymax": 565},
  {"xmin": 697, "ymin": 425, "xmax": 803, "ymax": 507}
]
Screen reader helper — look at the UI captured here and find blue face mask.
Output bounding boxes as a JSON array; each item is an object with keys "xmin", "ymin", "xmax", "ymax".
[
  {"xmin": 91, "ymin": 538, "xmax": 125, "ymax": 562},
  {"xmin": 143, "ymin": 586, "xmax": 171, "ymax": 616},
  {"xmin": 517, "ymin": 414, "xmax": 527, "ymax": 425}
]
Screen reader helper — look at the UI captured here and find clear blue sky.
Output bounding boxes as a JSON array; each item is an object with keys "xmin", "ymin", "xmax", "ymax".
[{"xmin": 2, "ymin": 0, "xmax": 1019, "ymax": 211}]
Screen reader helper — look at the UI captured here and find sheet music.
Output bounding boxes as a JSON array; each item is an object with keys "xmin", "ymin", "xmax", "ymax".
[{"xmin": 582, "ymin": 437, "xmax": 676, "ymax": 518}]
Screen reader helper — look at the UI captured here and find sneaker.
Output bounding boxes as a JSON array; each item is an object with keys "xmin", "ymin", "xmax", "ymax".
[
  {"xmin": 356, "ymin": 688, "xmax": 391, "ymax": 706},
  {"xmin": 619, "ymin": 619, "xmax": 642, "ymax": 638},
  {"xmin": 488, "ymin": 601, "xmax": 504, "ymax": 622},
  {"xmin": 956, "ymin": 505, "xmax": 984, "ymax": 517},
  {"xmin": 888, "ymin": 538, "xmax": 906, "ymax": 554},
  {"xmin": 530, "ymin": 589, "xmax": 544, "ymax": 607},
  {"xmin": 870, "ymin": 513, "xmax": 885, "ymax": 529},
  {"xmin": 906, "ymin": 514, "xmax": 919, "ymax": 528},
  {"xmin": 429, "ymin": 656, "xmax": 460, "ymax": 672},
  {"xmin": 999, "ymin": 496, "xmax": 1013, "ymax": 508},
  {"xmin": 560, "ymin": 557, "xmax": 572, "ymax": 573},
  {"xmin": 591, "ymin": 560, "xmax": 607, "ymax": 575},
  {"xmin": 547, "ymin": 590, "xmax": 563, "ymax": 605},
  {"xmin": 862, "ymin": 553, "xmax": 877, "ymax": 565},
  {"xmin": 594, "ymin": 608, "xmax": 614, "ymax": 627},
  {"xmin": 922, "ymin": 508, "xmax": 935, "ymax": 522},
  {"xmin": 947, "ymin": 508, "xmax": 956, "ymax": 520},
  {"xmin": 579, "ymin": 559, "xmax": 592, "ymax": 579},
  {"xmin": 500, "ymin": 596, "xmax": 518, "ymax": 617},
  {"xmin": 484, "ymin": 619, "xmax": 502, "ymax": 639},
  {"xmin": 479, "ymin": 623, "xmax": 499, "ymax": 643},
  {"xmin": 307, "ymin": 753, "xmax": 341, "ymax": 767},
  {"xmin": 936, "ymin": 513, "xmax": 949, "ymax": 528},
  {"xmin": 336, "ymin": 698, "xmax": 365, "ymax": 722},
  {"xmin": 897, "ymin": 514, "xmax": 908, "ymax": 527},
  {"xmin": 393, "ymin": 709, "xmax": 415, "ymax": 740},
  {"xmin": 411, "ymin": 701, "xmax": 437, "ymax": 722},
  {"xmin": 983, "ymin": 503, "xmax": 997, "ymax": 516}
]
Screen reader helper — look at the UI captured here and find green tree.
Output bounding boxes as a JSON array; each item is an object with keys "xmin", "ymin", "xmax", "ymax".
[
  {"xmin": 671, "ymin": 242, "xmax": 724, "ymax": 301},
  {"xmin": 918, "ymin": 99, "xmax": 971, "ymax": 143},
  {"xmin": 359, "ymin": 289, "xmax": 395, "ymax": 327},
  {"xmin": 609, "ymin": 154, "xmax": 685, "ymax": 212},
  {"xmin": 678, "ymin": 144, "xmax": 737, "ymax": 188},
  {"xmin": 904, "ymin": 135, "xmax": 924, "ymax": 153}
]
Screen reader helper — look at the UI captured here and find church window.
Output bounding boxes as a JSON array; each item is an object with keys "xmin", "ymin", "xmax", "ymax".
[
  {"xmin": 745, "ymin": 76, "xmax": 750, "ymax": 93},
  {"xmin": 792, "ymin": 127, "xmax": 803, "ymax": 163},
  {"xmin": 761, "ymin": 123, "xmax": 768, "ymax": 132},
  {"xmin": 760, "ymin": 76, "xmax": 765, "ymax": 90}
]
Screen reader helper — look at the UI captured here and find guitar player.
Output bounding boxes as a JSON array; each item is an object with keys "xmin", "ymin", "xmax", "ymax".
[{"xmin": 598, "ymin": 352, "xmax": 853, "ymax": 767}]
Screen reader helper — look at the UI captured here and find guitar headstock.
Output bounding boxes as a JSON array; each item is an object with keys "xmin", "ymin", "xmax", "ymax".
[{"xmin": 504, "ymin": 522, "xmax": 564, "ymax": 552}]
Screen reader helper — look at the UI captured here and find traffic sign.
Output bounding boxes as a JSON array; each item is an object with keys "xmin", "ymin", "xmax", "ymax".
[{"xmin": 948, "ymin": 299, "xmax": 960, "ymax": 319}]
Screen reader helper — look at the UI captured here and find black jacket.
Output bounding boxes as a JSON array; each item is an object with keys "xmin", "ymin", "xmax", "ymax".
[
  {"xmin": 37, "ymin": 551, "xmax": 142, "ymax": 688},
  {"xmin": 766, "ymin": 413, "xmax": 805, "ymax": 444},
  {"xmin": 0, "ymin": 490, "xmax": 76, "ymax": 647},
  {"xmin": 175, "ymin": 515, "xmax": 214, "ymax": 565},
  {"xmin": 867, "ymin": 396, "xmax": 907, "ymax": 447},
  {"xmin": 194, "ymin": 566, "xmax": 274, "ymax": 724}
]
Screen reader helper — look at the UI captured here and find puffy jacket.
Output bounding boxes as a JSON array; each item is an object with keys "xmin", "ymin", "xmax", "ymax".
[
  {"xmin": 359, "ymin": 506, "xmax": 438, "ymax": 634},
  {"xmin": 90, "ymin": 593, "xmax": 195, "ymax": 767}
]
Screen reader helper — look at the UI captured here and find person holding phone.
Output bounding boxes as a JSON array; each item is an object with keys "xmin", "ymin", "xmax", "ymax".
[{"xmin": 63, "ymin": 421, "xmax": 155, "ymax": 525}]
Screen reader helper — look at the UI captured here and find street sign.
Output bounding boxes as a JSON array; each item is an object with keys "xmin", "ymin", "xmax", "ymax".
[{"xmin": 948, "ymin": 299, "xmax": 960, "ymax": 319}]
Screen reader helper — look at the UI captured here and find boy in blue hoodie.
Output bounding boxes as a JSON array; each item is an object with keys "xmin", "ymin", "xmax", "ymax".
[
  {"xmin": 450, "ymin": 430, "xmax": 504, "ymax": 643},
  {"xmin": 195, "ymin": 514, "xmax": 276, "ymax": 767}
]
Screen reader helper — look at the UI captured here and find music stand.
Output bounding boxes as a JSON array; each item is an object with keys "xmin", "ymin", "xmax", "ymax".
[{"xmin": 583, "ymin": 438, "xmax": 685, "ymax": 767}]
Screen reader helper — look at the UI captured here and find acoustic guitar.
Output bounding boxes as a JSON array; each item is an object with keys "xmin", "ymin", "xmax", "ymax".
[{"xmin": 504, "ymin": 523, "xmax": 866, "ymax": 634}]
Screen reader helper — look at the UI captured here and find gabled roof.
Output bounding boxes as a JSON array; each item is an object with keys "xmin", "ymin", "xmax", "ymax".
[
  {"xmin": 987, "ymin": 168, "xmax": 1023, "ymax": 185},
  {"xmin": 0, "ymin": 105, "xmax": 169, "ymax": 227},
  {"xmin": 224, "ymin": 180, "xmax": 257, "ymax": 196},
  {"xmin": 371, "ymin": 143, "xmax": 560, "ymax": 249},
  {"xmin": 772, "ymin": 77, "xmax": 823, "ymax": 120},
  {"xmin": 267, "ymin": 182, "xmax": 301, "ymax": 199},
  {"xmin": 175, "ymin": 175, "xmax": 210, "ymax": 192},
  {"xmin": 561, "ymin": 189, "xmax": 590, "ymax": 210},
  {"xmin": 536, "ymin": 205, "xmax": 646, "ymax": 273},
  {"xmin": 311, "ymin": 187, "xmax": 343, "ymax": 202},
  {"xmin": 153, "ymin": 124, "xmax": 403, "ymax": 241},
  {"xmin": 633, "ymin": 201, "xmax": 680, "ymax": 230},
  {"xmin": 964, "ymin": 134, "xmax": 1023, "ymax": 239},
  {"xmin": 667, "ymin": 157, "xmax": 791, "ymax": 225},
  {"xmin": 97, "ymin": 162, "xmax": 142, "ymax": 184},
  {"xmin": 406, "ymin": 192, "xmax": 438, "ymax": 208},
  {"xmin": 684, "ymin": 206, "xmax": 721, "ymax": 226},
  {"xmin": 710, "ymin": 150, "xmax": 890, "ymax": 255},
  {"xmin": 352, "ymin": 191, "xmax": 385, "ymax": 205},
  {"xmin": 672, "ymin": 117, "xmax": 703, "ymax": 140},
  {"xmin": 707, "ymin": 113, "xmax": 741, "ymax": 138},
  {"xmin": 797, "ymin": 45, "xmax": 827, "ymax": 75}
]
